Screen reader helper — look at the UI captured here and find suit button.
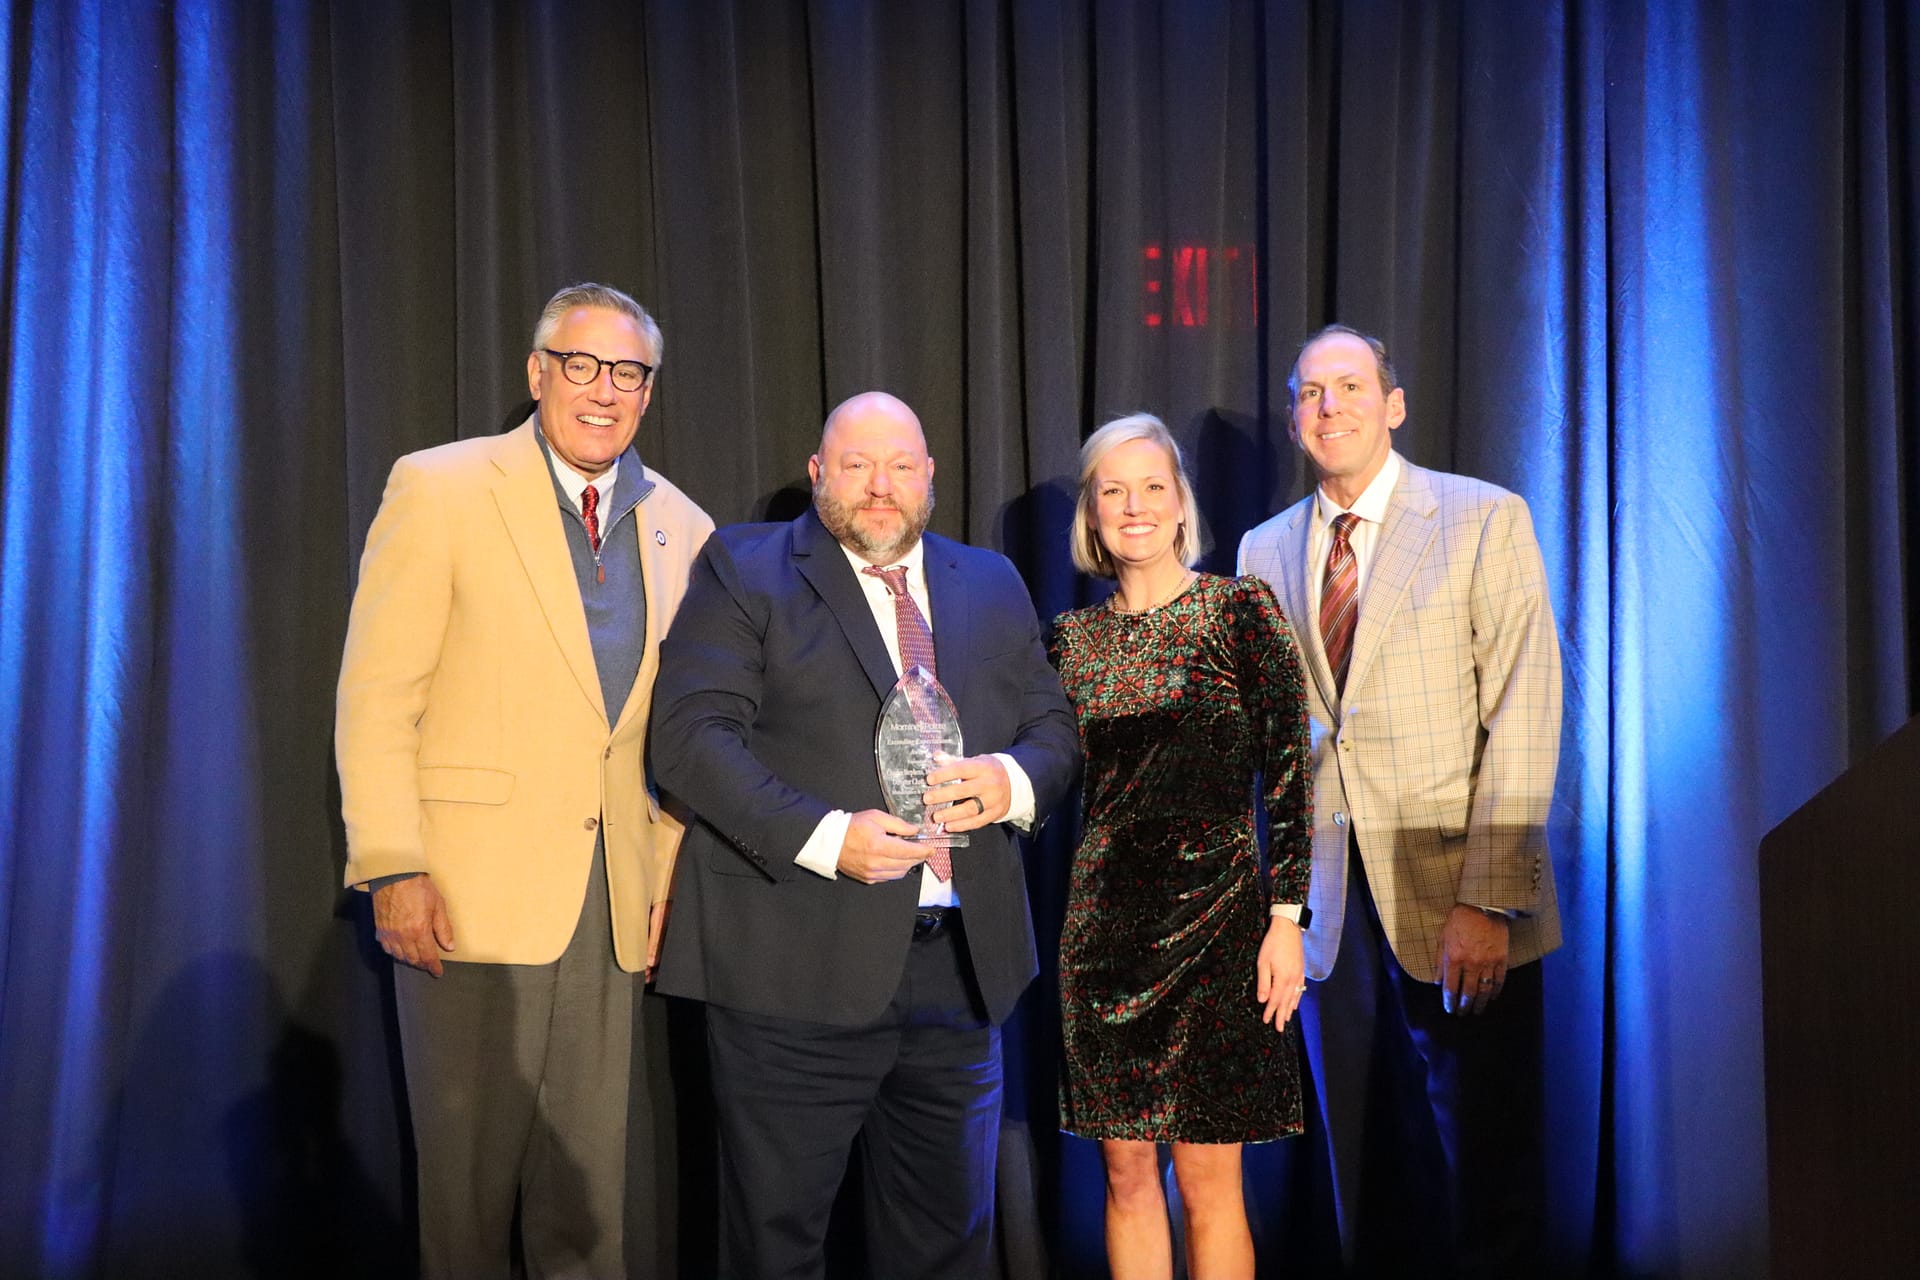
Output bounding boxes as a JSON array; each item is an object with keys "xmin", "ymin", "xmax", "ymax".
[
  {"xmin": 583, "ymin": 817, "xmax": 599, "ymax": 831},
  {"xmin": 604, "ymin": 747, "xmax": 612, "ymax": 760},
  {"xmin": 1334, "ymin": 812, "xmax": 1346, "ymax": 827}
]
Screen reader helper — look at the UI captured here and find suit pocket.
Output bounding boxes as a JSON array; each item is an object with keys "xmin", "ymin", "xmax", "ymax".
[
  {"xmin": 694, "ymin": 826, "xmax": 778, "ymax": 879},
  {"xmin": 417, "ymin": 765, "xmax": 515, "ymax": 805},
  {"xmin": 1430, "ymin": 782, "xmax": 1470, "ymax": 840}
]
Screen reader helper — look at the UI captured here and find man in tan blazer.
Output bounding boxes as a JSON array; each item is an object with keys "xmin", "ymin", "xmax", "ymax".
[
  {"xmin": 1239, "ymin": 325, "xmax": 1562, "ymax": 1277},
  {"xmin": 336, "ymin": 283, "xmax": 713, "ymax": 1278}
]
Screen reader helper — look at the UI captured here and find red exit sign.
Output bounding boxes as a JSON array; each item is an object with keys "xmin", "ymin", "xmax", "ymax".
[{"xmin": 1142, "ymin": 243, "xmax": 1259, "ymax": 328}]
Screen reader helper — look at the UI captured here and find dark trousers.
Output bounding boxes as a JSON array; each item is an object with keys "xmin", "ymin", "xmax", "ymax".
[
  {"xmin": 705, "ymin": 913, "xmax": 1002, "ymax": 1280},
  {"xmin": 393, "ymin": 847, "xmax": 646, "ymax": 1280},
  {"xmin": 1300, "ymin": 838, "xmax": 1546, "ymax": 1278}
]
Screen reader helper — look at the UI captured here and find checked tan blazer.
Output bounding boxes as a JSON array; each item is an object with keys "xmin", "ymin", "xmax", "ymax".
[
  {"xmin": 1238, "ymin": 455, "xmax": 1563, "ymax": 984},
  {"xmin": 336, "ymin": 418, "xmax": 713, "ymax": 971}
]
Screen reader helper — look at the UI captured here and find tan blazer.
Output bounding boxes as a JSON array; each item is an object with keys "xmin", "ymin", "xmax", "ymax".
[
  {"xmin": 1239, "ymin": 457, "xmax": 1563, "ymax": 983},
  {"xmin": 336, "ymin": 418, "xmax": 713, "ymax": 971}
]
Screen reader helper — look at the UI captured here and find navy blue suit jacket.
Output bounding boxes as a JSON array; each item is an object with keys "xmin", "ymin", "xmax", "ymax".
[{"xmin": 651, "ymin": 509, "xmax": 1079, "ymax": 1026}]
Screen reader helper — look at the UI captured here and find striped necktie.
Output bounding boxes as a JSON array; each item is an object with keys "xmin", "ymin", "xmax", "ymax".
[{"xmin": 1321, "ymin": 513, "xmax": 1360, "ymax": 695}]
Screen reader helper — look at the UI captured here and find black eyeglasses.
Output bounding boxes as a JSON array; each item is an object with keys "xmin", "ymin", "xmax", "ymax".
[{"xmin": 542, "ymin": 349, "xmax": 654, "ymax": 393}]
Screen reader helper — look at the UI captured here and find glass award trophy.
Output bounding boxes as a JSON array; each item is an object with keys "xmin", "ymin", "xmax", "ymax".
[{"xmin": 874, "ymin": 665, "xmax": 969, "ymax": 847}]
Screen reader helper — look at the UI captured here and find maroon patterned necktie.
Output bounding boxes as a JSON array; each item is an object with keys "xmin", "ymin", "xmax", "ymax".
[
  {"xmin": 581, "ymin": 483, "xmax": 602, "ymax": 553},
  {"xmin": 863, "ymin": 565, "xmax": 938, "ymax": 679},
  {"xmin": 581, "ymin": 483, "xmax": 604, "ymax": 583},
  {"xmin": 863, "ymin": 564, "xmax": 951, "ymax": 880},
  {"xmin": 1320, "ymin": 513, "xmax": 1361, "ymax": 695}
]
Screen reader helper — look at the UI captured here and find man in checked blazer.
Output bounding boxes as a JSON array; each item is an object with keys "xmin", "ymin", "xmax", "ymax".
[
  {"xmin": 336, "ymin": 283, "xmax": 712, "ymax": 1278},
  {"xmin": 1238, "ymin": 325, "xmax": 1563, "ymax": 1277}
]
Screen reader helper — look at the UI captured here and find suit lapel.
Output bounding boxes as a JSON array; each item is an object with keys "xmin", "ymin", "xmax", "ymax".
[
  {"xmin": 612, "ymin": 466, "xmax": 663, "ymax": 737},
  {"xmin": 1342, "ymin": 462, "xmax": 1440, "ymax": 699},
  {"xmin": 791, "ymin": 511, "xmax": 900, "ymax": 702},
  {"xmin": 922, "ymin": 535, "xmax": 970, "ymax": 712},
  {"xmin": 1266, "ymin": 500, "xmax": 1340, "ymax": 716},
  {"xmin": 491, "ymin": 421, "xmax": 606, "ymax": 724}
]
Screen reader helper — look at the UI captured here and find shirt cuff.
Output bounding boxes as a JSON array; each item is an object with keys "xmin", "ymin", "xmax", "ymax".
[
  {"xmin": 1269, "ymin": 903, "xmax": 1305, "ymax": 923},
  {"xmin": 1464, "ymin": 903, "xmax": 1518, "ymax": 919},
  {"xmin": 796, "ymin": 810, "xmax": 852, "ymax": 879},
  {"xmin": 994, "ymin": 753, "xmax": 1036, "ymax": 831}
]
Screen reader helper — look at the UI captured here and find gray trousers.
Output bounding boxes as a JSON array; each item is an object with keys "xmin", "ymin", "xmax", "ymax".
[{"xmin": 394, "ymin": 846, "xmax": 646, "ymax": 1280}]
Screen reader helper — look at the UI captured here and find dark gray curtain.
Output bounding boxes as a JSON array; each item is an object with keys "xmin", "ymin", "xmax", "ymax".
[{"xmin": 2, "ymin": 1, "xmax": 1916, "ymax": 1276}]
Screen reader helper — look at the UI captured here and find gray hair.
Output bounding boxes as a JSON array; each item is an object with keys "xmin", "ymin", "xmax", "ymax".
[
  {"xmin": 1070, "ymin": 413, "xmax": 1204, "ymax": 578},
  {"xmin": 531, "ymin": 282, "xmax": 663, "ymax": 370}
]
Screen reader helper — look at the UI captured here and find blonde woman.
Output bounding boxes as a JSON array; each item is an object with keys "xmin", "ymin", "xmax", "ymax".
[{"xmin": 1049, "ymin": 414, "xmax": 1311, "ymax": 1279}]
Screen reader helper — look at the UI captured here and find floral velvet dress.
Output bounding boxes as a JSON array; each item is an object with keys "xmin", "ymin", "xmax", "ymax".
[{"xmin": 1049, "ymin": 573, "xmax": 1311, "ymax": 1143}]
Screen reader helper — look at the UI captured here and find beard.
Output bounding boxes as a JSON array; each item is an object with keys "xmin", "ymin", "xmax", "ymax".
[{"xmin": 814, "ymin": 477, "xmax": 936, "ymax": 563}]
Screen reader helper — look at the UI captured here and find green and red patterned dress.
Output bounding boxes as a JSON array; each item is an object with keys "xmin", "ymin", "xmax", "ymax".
[{"xmin": 1048, "ymin": 573, "xmax": 1312, "ymax": 1143}]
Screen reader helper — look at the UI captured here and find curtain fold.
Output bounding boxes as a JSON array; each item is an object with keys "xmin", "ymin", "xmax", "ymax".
[{"xmin": 1, "ymin": 2, "xmax": 1914, "ymax": 1276}]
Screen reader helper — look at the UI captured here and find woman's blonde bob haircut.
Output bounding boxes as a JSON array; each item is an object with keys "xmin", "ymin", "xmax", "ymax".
[{"xmin": 1070, "ymin": 413, "xmax": 1204, "ymax": 578}]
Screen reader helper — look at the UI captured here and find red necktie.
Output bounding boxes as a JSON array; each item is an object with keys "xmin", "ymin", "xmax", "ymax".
[
  {"xmin": 1320, "ymin": 513, "xmax": 1360, "ymax": 696},
  {"xmin": 863, "ymin": 564, "xmax": 951, "ymax": 880},
  {"xmin": 581, "ymin": 484, "xmax": 604, "ymax": 583}
]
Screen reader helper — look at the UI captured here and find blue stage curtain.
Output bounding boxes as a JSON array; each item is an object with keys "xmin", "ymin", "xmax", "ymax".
[
  {"xmin": 1, "ymin": 2, "xmax": 1914, "ymax": 1277},
  {"xmin": 1598, "ymin": 2, "xmax": 1915, "ymax": 1272},
  {"xmin": 0, "ymin": 2, "xmax": 401, "ymax": 1276}
]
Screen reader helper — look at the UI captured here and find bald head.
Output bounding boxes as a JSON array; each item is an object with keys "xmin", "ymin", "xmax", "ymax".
[
  {"xmin": 809, "ymin": 391, "xmax": 937, "ymax": 564},
  {"xmin": 819, "ymin": 391, "xmax": 925, "ymax": 455}
]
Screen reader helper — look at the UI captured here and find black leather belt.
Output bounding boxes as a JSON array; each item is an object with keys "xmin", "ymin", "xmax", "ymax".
[{"xmin": 913, "ymin": 907, "xmax": 959, "ymax": 940}]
